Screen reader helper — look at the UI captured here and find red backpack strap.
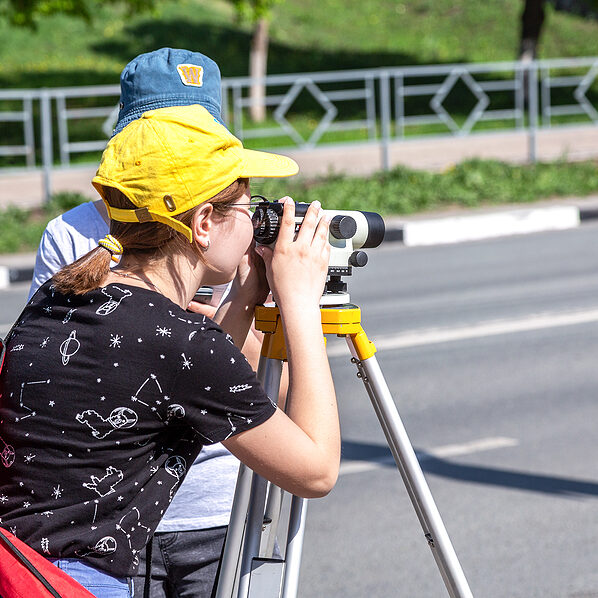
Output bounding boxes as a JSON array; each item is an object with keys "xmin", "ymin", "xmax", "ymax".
[{"xmin": 0, "ymin": 529, "xmax": 62, "ymax": 598}]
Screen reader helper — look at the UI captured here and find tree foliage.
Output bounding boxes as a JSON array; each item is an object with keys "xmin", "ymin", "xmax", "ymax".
[
  {"xmin": 0, "ymin": 0, "xmax": 154, "ymax": 28},
  {"xmin": 227, "ymin": 0, "xmax": 282, "ymax": 24}
]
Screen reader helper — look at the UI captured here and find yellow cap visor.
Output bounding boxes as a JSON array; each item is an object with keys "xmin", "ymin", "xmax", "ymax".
[{"xmin": 237, "ymin": 148, "xmax": 299, "ymax": 179}]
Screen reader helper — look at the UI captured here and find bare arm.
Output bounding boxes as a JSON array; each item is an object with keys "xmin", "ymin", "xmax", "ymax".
[{"xmin": 223, "ymin": 199, "xmax": 339, "ymax": 498}]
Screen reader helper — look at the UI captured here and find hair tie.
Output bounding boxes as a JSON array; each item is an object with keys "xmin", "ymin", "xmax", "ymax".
[{"xmin": 98, "ymin": 234, "xmax": 124, "ymax": 263}]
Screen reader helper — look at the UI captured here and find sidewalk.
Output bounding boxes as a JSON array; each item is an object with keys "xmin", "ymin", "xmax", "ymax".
[{"xmin": 1, "ymin": 125, "xmax": 598, "ymax": 211}]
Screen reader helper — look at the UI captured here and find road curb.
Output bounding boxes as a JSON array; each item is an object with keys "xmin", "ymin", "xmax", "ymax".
[
  {"xmin": 1, "ymin": 204, "xmax": 598, "ymax": 290},
  {"xmin": 0, "ymin": 264, "xmax": 34, "ymax": 290}
]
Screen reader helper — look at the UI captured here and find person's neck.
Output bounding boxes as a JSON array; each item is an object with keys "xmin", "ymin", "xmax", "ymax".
[{"xmin": 111, "ymin": 253, "xmax": 204, "ymax": 309}]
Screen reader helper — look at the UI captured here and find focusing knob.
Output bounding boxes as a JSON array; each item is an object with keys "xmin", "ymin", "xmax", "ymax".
[
  {"xmin": 253, "ymin": 209, "xmax": 280, "ymax": 244},
  {"xmin": 349, "ymin": 250, "xmax": 368, "ymax": 267},
  {"xmin": 330, "ymin": 215, "xmax": 357, "ymax": 240}
]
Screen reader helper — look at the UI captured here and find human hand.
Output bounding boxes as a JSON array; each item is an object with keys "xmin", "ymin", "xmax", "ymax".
[
  {"xmin": 186, "ymin": 300, "xmax": 218, "ymax": 319},
  {"xmin": 255, "ymin": 198, "xmax": 330, "ymax": 313},
  {"xmin": 229, "ymin": 242, "xmax": 270, "ymax": 307}
]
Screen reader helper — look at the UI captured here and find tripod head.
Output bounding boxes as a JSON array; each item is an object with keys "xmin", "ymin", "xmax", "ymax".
[{"xmin": 251, "ymin": 198, "xmax": 386, "ymax": 305}]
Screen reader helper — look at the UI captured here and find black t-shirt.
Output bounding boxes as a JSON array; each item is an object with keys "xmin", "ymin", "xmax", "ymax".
[{"xmin": 0, "ymin": 281, "xmax": 276, "ymax": 577}]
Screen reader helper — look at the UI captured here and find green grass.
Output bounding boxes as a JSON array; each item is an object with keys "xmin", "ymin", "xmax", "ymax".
[
  {"xmin": 2, "ymin": 159, "xmax": 598, "ymax": 253},
  {"xmin": 0, "ymin": 192, "xmax": 92, "ymax": 253},
  {"xmin": 1, "ymin": 0, "xmax": 597, "ymax": 86},
  {"xmin": 253, "ymin": 158, "xmax": 598, "ymax": 215},
  {"xmin": 1, "ymin": 0, "xmax": 598, "ymax": 168}
]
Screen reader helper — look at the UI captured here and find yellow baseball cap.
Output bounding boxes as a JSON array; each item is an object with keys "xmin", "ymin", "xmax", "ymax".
[{"xmin": 92, "ymin": 104, "xmax": 298, "ymax": 242}]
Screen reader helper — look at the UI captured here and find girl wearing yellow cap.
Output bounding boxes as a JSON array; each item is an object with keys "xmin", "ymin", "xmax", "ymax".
[{"xmin": 0, "ymin": 104, "xmax": 339, "ymax": 597}]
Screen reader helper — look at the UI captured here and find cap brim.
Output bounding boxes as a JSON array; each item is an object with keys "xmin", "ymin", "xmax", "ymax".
[{"xmin": 239, "ymin": 148, "xmax": 299, "ymax": 178}]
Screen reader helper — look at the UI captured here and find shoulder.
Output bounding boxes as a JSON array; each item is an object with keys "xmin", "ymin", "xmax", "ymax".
[{"xmin": 47, "ymin": 201, "xmax": 108, "ymax": 246}]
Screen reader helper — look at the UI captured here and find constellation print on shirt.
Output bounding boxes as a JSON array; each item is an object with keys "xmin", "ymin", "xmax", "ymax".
[
  {"xmin": 130, "ymin": 374, "xmax": 168, "ymax": 421},
  {"xmin": 115, "ymin": 507, "xmax": 151, "ymax": 566},
  {"xmin": 16, "ymin": 379, "xmax": 50, "ymax": 421},
  {"xmin": 96, "ymin": 287, "xmax": 132, "ymax": 317}
]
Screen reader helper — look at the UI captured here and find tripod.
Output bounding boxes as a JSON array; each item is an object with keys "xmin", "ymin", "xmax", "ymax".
[{"xmin": 215, "ymin": 300, "xmax": 474, "ymax": 598}]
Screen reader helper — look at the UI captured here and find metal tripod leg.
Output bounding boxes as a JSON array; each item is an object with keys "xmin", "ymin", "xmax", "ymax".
[
  {"xmin": 216, "ymin": 354, "xmax": 307, "ymax": 598},
  {"xmin": 346, "ymin": 333, "xmax": 474, "ymax": 598}
]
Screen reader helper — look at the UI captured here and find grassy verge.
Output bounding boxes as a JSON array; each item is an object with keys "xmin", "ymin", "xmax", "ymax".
[
  {"xmin": 1, "ymin": 0, "xmax": 598, "ymax": 168},
  {"xmin": 2, "ymin": 159, "xmax": 598, "ymax": 254},
  {"xmin": 253, "ymin": 158, "xmax": 598, "ymax": 214}
]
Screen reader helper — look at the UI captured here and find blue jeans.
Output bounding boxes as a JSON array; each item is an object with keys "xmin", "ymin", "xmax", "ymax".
[
  {"xmin": 48, "ymin": 558, "xmax": 133, "ymax": 598},
  {"xmin": 133, "ymin": 527, "xmax": 227, "ymax": 598}
]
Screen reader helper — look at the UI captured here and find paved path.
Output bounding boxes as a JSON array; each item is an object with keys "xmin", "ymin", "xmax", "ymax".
[{"xmin": 1, "ymin": 125, "xmax": 597, "ymax": 210}]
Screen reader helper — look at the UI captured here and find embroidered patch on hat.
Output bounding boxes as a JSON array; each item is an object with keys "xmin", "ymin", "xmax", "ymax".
[{"xmin": 177, "ymin": 64, "xmax": 204, "ymax": 87}]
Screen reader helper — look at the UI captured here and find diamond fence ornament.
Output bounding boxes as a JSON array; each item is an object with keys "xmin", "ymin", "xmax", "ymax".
[
  {"xmin": 573, "ymin": 61, "xmax": 598, "ymax": 122},
  {"xmin": 429, "ymin": 68, "xmax": 490, "ymax": 135},
  {"xmin": 273, "ymin": 78, "xmax": 338, "ymax": 147}
]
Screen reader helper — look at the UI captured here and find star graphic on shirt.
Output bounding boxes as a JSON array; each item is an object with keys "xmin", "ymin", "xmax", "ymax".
[
  {"xmin": 23, "ymin": 501, "xmax": 31, "ymax": 508},
  {"xmin": 117, "ymin": 496, "xmax": 124, "ymax": 502},
  {"xmin": 109, "ymin": 334, "xmax": 122, "ymax": 348},
  {"xmin": 40, "ymin": 337, "xmax": 50, "ymax": 348},
  {"xmin": 200, "ymin": 410, "xmax": 207, "ymax": 415},
  {"xmin": 156, "ymin": 326, "xmax": 172, "ymax": 337},
  {"xmin": 181, "ymin": 353, "xmax": 193, "ymax": 370},
  {"xmin": 48, "ymin": 400, "xmax": 55, "ymax": 407},
  {"xmin": 24, "ymin": 453, "xmax": 36, "ymax": 463},
  {"xmin": 0, "ymin": 494, "xmax": 8, "ymax": 503},
  {"xmin": 52, "ymin": 485, "xmax": 62, "ymax": 499}
]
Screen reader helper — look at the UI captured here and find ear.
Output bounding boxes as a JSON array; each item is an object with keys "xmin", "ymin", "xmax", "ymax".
[{"xmin": 191, "ymin": 203, "xmax": 214, "ymax": 250}]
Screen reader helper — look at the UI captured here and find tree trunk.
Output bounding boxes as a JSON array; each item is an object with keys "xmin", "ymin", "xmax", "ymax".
[
  {"xmin": 519, "ymin": 0, "xmax": 546, "ymax": 61},
  {"xmin": 249, "ymin": 17, "xmax": 269, "ymax": 123}
]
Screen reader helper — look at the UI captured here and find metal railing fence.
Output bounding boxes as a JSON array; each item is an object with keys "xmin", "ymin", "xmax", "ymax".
[{"xmin": 1, "ymin": 57, "xmax": 597, "ymax": 199}]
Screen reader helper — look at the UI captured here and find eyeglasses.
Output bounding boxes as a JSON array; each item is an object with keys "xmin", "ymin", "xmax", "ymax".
[{"xmin": 233, "ymin": 195, "xmax": 270, "ymax": 214}]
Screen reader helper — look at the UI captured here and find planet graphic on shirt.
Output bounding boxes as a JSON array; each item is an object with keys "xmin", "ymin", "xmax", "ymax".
[
  {"xmin": 164, "ymin": 455, "xmax": 187, "ymax": 479},
  {"xmin": 60, "ymin": 330, "xmax": 80, "ymax": 365},
  {"xmin": 92, "ymin": 536, "xmax": 117, "ymax": 555},
  {"xmin": 166, "ymin": 404, "xmax": 185, "ymax": 422},
  {"xmin": 75, "ymin": 536, "xmax": 117, "ymax": 557},
  {"xmin": 108, "ymin": 407, "xmax": 138, "ymax": 430}
]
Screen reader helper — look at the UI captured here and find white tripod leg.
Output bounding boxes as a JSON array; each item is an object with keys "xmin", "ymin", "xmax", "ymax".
[
  {"xmin": 280, "ymin": 495, "xmax": 308, "ymax": 598},
  {"xmin": 216, "ymin": 355, "xmax": 287, "ymax": 598},
  {"xmin": 347, "ymin": 338, "xmax": 474, "ymax": 598}
]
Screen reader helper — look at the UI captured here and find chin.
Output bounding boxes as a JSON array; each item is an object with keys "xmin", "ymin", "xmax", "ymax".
[{"xmin": 203, "ymin": 272, "xmax": 235, "ymax": 286}]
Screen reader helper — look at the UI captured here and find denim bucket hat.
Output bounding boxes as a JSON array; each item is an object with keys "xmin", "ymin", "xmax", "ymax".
[{"xmin": 113, "ymin": 47, "xmax": 224, "ymax": 136}]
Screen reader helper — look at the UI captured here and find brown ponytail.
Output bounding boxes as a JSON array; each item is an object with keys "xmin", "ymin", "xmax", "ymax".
[{"xmin": 51, "ymin": 178, "xmax": 249, "ymax": 295}]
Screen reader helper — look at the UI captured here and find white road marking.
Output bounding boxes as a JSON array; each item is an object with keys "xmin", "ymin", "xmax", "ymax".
[
  {"xmin": 339, "ymin": 436, "xmax": 519, "ymax": 476},
  {"xmin": 326, "ymin": 308, "xmax": 598, "ymax": 356}
]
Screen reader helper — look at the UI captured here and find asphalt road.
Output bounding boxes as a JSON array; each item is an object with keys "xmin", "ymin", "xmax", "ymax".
[{"xmin": 2, "ymin": 224, "xmax": 598, "ymax": 597}]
